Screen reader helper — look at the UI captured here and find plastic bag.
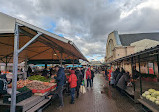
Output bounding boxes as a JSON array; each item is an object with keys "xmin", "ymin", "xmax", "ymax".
[{"xmin": 80, "ymin": 85, "xmax": 86, "ymax": 94}]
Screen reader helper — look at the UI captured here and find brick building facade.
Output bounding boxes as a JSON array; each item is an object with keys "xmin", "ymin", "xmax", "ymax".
[{"xmin": 105, "ymin": 31, "xmax": 159, "ymax": 75}]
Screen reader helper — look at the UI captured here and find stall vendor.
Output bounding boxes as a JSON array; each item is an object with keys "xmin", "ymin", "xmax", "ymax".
[
  {"xmin": 0, "ymin": 73, "xmax": 12, "ymax": 95},
  {"xmin": 6, "ymin": 73, "xmax": 13, "ymax": 84}
]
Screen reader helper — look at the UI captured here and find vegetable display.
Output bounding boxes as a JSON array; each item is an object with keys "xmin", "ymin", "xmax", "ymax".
[
  {"xmin": 142, "ymin": 89, "xmax": 159, "ymax": 105},
  {"xmin": 28, "ymin": 75, "xmax": 50, "ymax": 82},
  {"xmin": 17, "ymin": 86, "xmax": 30, "ymax": 92}
]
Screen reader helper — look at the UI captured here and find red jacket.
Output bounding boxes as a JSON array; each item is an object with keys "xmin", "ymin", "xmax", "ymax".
[
  {"xmin": 69, "ymin": 70, "xmax": 78, "ymax": 88},
  {"xmin": 108, "ymin": 69, "xmax": 112, "ymax": 81},
  {"xmin": 86, "ymin": 68, "xmax": 91, "ymax": 79}
]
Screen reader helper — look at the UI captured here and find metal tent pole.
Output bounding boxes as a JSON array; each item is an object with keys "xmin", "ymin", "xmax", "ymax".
[
  {"xmin": 24, "ymin": 57, "xmax": 28, "ymax": 80},
  {"xmin": 45, "ymin": 64, "xmax": 47, "ymax": 69},
  {"xmin": 131, "ymin": 57, "xmax": 135, "ymax": 92},
  {"xmin": 10, "ymin": 23, "xmax": 19, "ymax": 112},
  {"xmin": 138, "ymin": 55, "xmax": 142, "ymax": 95},
  {"xmin": 5, "ymin": 56, "xmax": 8, "ymax": 72},
  {"xmin": 10, "ymin": 24, "xmax": 42, "ymax": 112}
]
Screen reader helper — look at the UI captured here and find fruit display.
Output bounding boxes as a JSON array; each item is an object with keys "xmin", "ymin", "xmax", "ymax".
[
  {"xmin": 28, "ymin": 75, "xmax": 50, "ymax": 82},
  {"xmin": 8, "ymin": 79, "xmax": 32, "ymax": 88},
  {"xmin": 142, "ymin": 89, "xmax": 159, "ymax": 106},
  {"xmin": 26, "ymin": 81, "xmax": 52, "ymax": 90},
  {"xmin": 17, "ymin": 79, "xmax": 32, "ymax": 88},
  {"xmin": 50, "ymin": 79, "xmax": 56, "ymax": 83}
]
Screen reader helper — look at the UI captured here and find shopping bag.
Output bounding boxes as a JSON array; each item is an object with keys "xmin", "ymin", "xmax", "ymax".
[{"xmin": 80, "ymin": 85, "xmax": 86, "ymax": 94}]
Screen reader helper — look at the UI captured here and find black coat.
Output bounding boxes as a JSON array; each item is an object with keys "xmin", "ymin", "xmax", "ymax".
[
  {"xmin": 91, "ymin": 70, "xmax": 95, "ymax": 79},
  {"xmin": 81, "ymin": 69, "xmax": 85, "ymax": 79},
  {"xmin": 55, "ymin": 67, "xmax": 65, "ymax": 87},
  {"xmin": 75, "ymin": 70, "xmax": 83, "ymax": 86},
  {"xmin": 117, "ymin": 73, "xmax": 130, "ymax": 90},
  {"xmin": 115, "ymin": 72, "xmax": 123, "ymax": 85},
  {"xmin": 114, "ymin": 70, "xmax": 119, "ymax": 81}
]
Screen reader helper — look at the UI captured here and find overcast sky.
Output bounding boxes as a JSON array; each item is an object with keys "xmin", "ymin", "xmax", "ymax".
[{"xmin": 0, "ymin": 0, "xmax": 159, "ymax": 62}]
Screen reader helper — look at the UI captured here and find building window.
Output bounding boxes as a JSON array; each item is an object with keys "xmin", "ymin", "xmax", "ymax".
[
  {"xmin": 109, "ymin": 43, "xmax": 112, "ymax": 55},
  {"xmin": 108, "ymin": 39, "xmax": 113, "ymax": 56}
]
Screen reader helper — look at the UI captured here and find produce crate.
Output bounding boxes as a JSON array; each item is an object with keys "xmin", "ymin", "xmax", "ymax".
[
  {"xmin": 3, "ymin": 90, "xmax": 32, "ymax": 104},
  {"xmin": 141, "ymin": 96, "xmax": 159, "ymax": 110},
  {"xmin": 31, "ymin": 85, "xmax": 56, "ymax": 93},
  {"xmin": 51, "ymin": 85, "xmax": 57, "ymax": 89}
]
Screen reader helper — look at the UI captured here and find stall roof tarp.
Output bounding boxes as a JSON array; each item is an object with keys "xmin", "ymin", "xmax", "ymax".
[{"xmin": 0, "ymin": 12, "xmax": 88, "ymax": 63}]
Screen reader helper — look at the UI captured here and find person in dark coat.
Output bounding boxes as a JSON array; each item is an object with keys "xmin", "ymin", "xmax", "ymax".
[
  {"xmin": 105, "ymin": 68, "xmax": 108, "ymax": 80},
  {"xmin": 117, "ymin": 72, "xmax": 130, "ymax": 90},
  {"xmin": 81, "ymin": 67, "xmax": 85, "ymax": 79},
  {"xmin": 27, "ymin": 66, "xmax": 32, "ymax": 77},
  {"xmin": 75, "ymin": 68, "xmax": 83, "ymax": 98},
  {"xmin": 42, "ymin": 68, "xmax": 49, "ymax": 77},
  {"xmin": 115, "ymin": 68, "xmax": 125, "ymax": 86},
  {"xmin": 54, "ymin": 65, "xmax": 65, "ymax": 107},
  {"xmin": 91, "ymin": 68, "xmax": 95, "ymax": 86},
  {"xmin": 114, "ymin": 68, "xmax": 120, "ymax": 81}
]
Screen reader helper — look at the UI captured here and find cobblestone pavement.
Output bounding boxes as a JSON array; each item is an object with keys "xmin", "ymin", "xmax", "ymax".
[{"xmin": 44, "ymin": 74, "xmax": 143, "ymax": 112}]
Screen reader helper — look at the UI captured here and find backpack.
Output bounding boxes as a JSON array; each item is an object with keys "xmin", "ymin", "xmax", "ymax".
[{"xmin": 0, "ymin": 78, "xmax": 8, "ymax": 94}]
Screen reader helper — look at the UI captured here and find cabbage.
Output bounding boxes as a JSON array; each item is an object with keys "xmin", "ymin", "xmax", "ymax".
[
  {"xmin": 149, "ymin": 97, "xmax": 156, "ymax": 102},
  {"xmin": 155, "ymin": 101, "xmax": 159, "ymax": 105},
  {"xmin": 146, "ymin": 95, "xmax": 151, "ymax": 100},
  {"xmin": 144, "ymin": 91, "xmax": 150, "ymax": 95},
  {"xmin": 148, "ymin": 89, "xmax": 156, "ymax": 93},
  {"xmin": 151, "ymin": 93, "xmax": 157, "ymax": 98},
  {"xmin": 157, "ymin": 96, "xmax": 159, "ymax": 99},
  {"xmin": 154, "ymin": 91, "xmax": 159, "ymax": 96},
  {"xmin": 142, "ymin": 93, "xmax": 146, "ymax": 97}
]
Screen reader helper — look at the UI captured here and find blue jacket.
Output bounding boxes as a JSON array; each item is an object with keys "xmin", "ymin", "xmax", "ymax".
[{"xmin": 55, "ymin": 67, "xmax": 65, "ymax": 87}]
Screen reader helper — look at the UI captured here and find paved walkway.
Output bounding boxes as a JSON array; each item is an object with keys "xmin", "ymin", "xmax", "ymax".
[{"xmin": 44, "ymin": 74, "xmax": 143, "ymax": 112}]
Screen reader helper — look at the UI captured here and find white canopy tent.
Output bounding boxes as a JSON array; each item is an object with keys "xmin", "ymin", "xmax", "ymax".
[{"xmin": 0, "ymin": 12, "xmax": 87, "ymax": 112}]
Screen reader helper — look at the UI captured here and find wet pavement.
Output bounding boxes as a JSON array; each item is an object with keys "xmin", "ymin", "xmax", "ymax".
[{"xmin": 44, "ymin": 74, "xmax": 143, "ymax": 112}]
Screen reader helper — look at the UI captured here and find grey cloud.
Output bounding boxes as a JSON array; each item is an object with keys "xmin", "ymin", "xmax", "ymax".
[{"xmin": 0, "ymin": 0, "xmax": 159, "ymax": 59}]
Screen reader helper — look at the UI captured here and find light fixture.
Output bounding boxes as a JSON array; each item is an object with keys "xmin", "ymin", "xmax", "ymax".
[{"xmin": 54, "ymin": 54, "xmax": 57, "ymax": 55}]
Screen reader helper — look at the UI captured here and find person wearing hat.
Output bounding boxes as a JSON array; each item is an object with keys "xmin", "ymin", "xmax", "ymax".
[
  {"xmin": 0, "ymin": 73, "xmax": 12, "ymax": 95},
  {"xmin": 6, "ymin": 73, "xmax": 13, "ymax": 84}
]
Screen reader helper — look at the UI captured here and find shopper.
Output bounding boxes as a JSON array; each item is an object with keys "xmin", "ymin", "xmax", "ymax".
[
  {"xmin": 114, "ymin": 68, "xmax": 120, "ymax": 82},
  {"xmin": 91, "ymin": 67, "xmax": 95, "ymax": 86},
  {"xmin": 81, "ymin": 67, "xmax": 85, "ymax": 79},
  {"xmin": 110, "ymin": 68, "xmax": 115, "ymax": 86},
  {"xmin": 54, "ymin": 65, "xmax": 65, "ymax": 108},
  {"xmin": 42, "ymin": 68, "xmax": 49, "ymax": 77},
  {"xmin": 75, "ymin": 68, "xmax": 83, "ymax": 98},
  {"xmin": 86, "ymin": 68, "xmax": 92, "ymax": 88},
  {"xmin": 27, "ymin": 66, "xmax": 32, "ymax": 77},
  {"xmin": 105, "ymin": 68, "xmax": 108, "ymax": 80},
  {"xmin": 115, "ymin": 68, "xmax": 125, "ymax": 86},
  {"xmin": 108, "ymin": 68, "xmax": 112, "ymax": 85},
  {"xmin": 69, "ymin": 69, "xmax": 78, "ymax": 104},
  {"xmin": 117, "ymin": 72, "xmax": 130, "ymax": 94},
  {"xmin": 81, "ymin": 67, "xmax": 87, "ymax": 87}
]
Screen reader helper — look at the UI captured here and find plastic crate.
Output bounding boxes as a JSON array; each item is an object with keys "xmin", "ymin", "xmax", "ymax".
[{"xmin": 3, "ymin": 90, "xmax": 32, "ymax": 104}]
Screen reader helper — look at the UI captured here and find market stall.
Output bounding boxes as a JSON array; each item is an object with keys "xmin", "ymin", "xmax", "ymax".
[
  {"xmin": 107, "ymin": 45, "xmax": 159, "ymax": 111},
  {"xmin": 0, "ymin": 12, "xmax": 87, "ymax": 112}
]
